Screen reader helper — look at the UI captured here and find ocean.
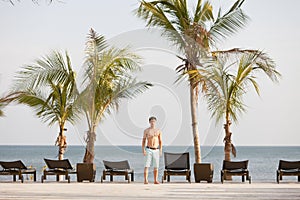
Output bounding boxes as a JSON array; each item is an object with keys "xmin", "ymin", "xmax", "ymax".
[{"xmin": 0, "ymin": 145, "xmax": 299, "ymax": 183}]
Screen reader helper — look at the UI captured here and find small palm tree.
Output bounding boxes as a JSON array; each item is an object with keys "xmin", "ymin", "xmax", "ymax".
[
  {"xmin": 81, "ymin": 29, "xmax": 152, "ymax": 163},
  {"xmin": 205, "ymin": 50, "xmax": 281, "ymax": 161},
  {"xmin": 13, "ymin": 51, "xmax": 79, "ymax": 160},
  {"xmin": 136, "ymin": 0, "xmax": 248, "ymax": 163}
]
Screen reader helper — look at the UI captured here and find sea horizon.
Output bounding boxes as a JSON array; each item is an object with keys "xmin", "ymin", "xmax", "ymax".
[{"xmin": 1, "ymin": 144, "xmax": 299, "ymax": 147}]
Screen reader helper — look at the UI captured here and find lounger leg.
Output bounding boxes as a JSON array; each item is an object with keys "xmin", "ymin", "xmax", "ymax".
[
  {"xmin": 56, "ymin": 175, "xmax": 59, "ymax": 182},
  {"xmin": 102, "ymin": 171, "xmax": 106, "ymax": 180},
  {"xmin": 221, "ymin": 171, "xmax": 224, "ymax": 184},
  {"xmin": 13, "ymin": 175, "xmax": 16, "ymax": 182},
  {"xmin": 167, "ymin": 175, "xmax": 170, "ymax": 182},
  {"xmin": 110, "ymin": 175, "xmax": 113, "ymax": 182},
  {"xmin": 34, "ymin": 172, "xmax": 37, "ymax": 182},
  {"xmin": 126, "ymin": 174, "xmax": 130, "ymax": 183},
  {"xmin": 298, "ymin": 175, "xmax": 300, "ymax": 182},
  {"xmin": 19, "ymin": 173, "xmax": 24, "ymax": 183},
  {"xmin": 20, "ymin": 175, "xmax": 24, "ymax": 183},
  {"xmin": 131, "ymin": 172, "xmax": 134, "ymax": 182},
  {"xmin": 242, "ymin": 175, "xmax": 245, "ymax": 182}
]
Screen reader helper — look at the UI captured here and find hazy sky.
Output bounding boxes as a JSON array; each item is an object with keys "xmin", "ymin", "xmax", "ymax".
[{"xmin": 0, "ymin": 0, "xmax": 299, "ymax": 146}]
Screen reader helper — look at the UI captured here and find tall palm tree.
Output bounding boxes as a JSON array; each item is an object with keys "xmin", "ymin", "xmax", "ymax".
[
  {"xmin": 81, "ymin": 29, "xmax": 152, "ymax": 163},
  {"xmin": 13, "ymin": 51, "xmax": 79, "ymax": 160},
  {"xmin": 205, "ymin": 50, "xmax": 281, "ymax": 161},
  {"xmin": 136, "ymin": 0, "xmax": 248, "ymax": 163}
]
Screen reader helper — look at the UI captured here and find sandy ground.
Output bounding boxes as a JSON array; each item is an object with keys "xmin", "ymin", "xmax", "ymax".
[{"xmin": 0, "ymin": 182, "xmax": 300, "ymax": 200}]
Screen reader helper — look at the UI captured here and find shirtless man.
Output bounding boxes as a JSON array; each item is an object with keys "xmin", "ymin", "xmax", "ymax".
[{"xmin": 142, "ymin": 116, "xmax": 162, "ymax": 184}]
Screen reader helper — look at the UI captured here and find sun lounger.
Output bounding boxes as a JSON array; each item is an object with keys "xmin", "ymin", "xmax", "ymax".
[
  {"xmin": 41, "ymin": 158, "xmax": 76, "ymax": 183},
  {"xmin": 0, "ymin": 160, "xmax": 36, "ymax": 183},
  {"xmin": 162, "ymin": 152, "xmax": 191, "ymax": 183},
  {"xmin": 101, "ymin": 160, "xmax": 134, "ymax": 183},
  {"xmin": 277, "ymin": 160, "xmax": 300, "ymax": 183},
  {"xmin": 221, "ymin": 160, "xmax": 251, "ymax": 183}
]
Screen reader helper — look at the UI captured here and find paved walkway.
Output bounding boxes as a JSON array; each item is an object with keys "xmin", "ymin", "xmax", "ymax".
[{"xmin": 0, "ymin": 182, "xmax": 299, "ymax": 200}]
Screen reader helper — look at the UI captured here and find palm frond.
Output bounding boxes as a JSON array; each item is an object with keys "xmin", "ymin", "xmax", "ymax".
[
  {"xmin": 13, "ymin": 51, "xmax": 75, "ymax": 92},
  {"xmin": 193, "ymin": 0, "xmax": 213, "ymax": 23},
  {"xmin": 81, "ymin": 29, "xmax": 152, "ymax": 129},
  {"xmin": 136, "ymin": 0, "xmax": 187, "ymax": 50},
  {"xmin": 209, "ymin": 0, "xmax": 249, "ymax": 44},
  {"xmin": 205, "ymin": 49, "xmax": 280, "ymax": 123},
  {"xmin": 12, "ymin": 51, "xmax": 79, "ymax": 127}
]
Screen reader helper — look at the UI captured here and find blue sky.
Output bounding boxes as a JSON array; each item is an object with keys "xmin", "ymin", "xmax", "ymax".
[{"xmin": 0, "ymin": 0, "xmax": 299, "ymax": 146}]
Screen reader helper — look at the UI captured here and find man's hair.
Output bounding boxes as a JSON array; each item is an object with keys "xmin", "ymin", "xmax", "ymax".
[{"xmin": 149, "ymin": 116, "xmax": 157, "ymax": 122}]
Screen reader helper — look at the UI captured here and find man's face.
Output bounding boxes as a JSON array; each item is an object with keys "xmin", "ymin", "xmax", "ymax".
[{"xmin": 149, "ymin": 119, "xmax": 156, "ymax": 127}]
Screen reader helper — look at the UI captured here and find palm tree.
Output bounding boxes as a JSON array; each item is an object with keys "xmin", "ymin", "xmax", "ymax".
[
  {"xmin": 13, "ymin": 51, "xmax": 79, "ymax": 160},
  {"xmin": 136, "ymin": 0, "xmax": 248, "ymax": 163},
  {"xmin": 81, "ymin": 29, "xmax": 152, "ymax": 163},
  {"xmin": 205, "ymin": 49, "xmax": 281, "ymax": 161}
]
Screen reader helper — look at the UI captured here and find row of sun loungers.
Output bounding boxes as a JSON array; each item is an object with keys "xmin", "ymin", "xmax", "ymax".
[{"xmin": 0, "ymin": 153, "xmax": 299, "ymax": 184}]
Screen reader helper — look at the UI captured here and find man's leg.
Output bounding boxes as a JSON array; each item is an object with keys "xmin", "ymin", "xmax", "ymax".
[
  {"xmin": 144, "ymin": 167, "xmax": 149, "ymax": 184},
  {"xmin": 154, "ymin": 168, "xmax": 159, "ymax": 184},
  {"xmin": 144, "ymin": 148, "xmax": 151, "ymax": 184},
  {"xmin": 153, "ymin": 150, "xmax": 160, "ymax": 184}
]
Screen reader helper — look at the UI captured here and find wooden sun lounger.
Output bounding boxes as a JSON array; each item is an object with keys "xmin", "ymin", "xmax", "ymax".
[
  {"xmin": 277, "ymin": 160, "xmax": 300, "ymax": 183},
  {"xmin": 101, "ymin": 160, "xmax": 134, "ymax": 183},
  {"xmin": 162, "ymin": 152, "xmax": 191, "ymax": 183},
  {"xmin": 221, "ymin": 160, "xmax": 251, "ymax": 184},
  {"xmin": 0, "ymin": 160, "xmax": 36, "ymax": 183},
  {"xmin": 41, "ymin": 158, "xmax": 76, "ymax": 183}
]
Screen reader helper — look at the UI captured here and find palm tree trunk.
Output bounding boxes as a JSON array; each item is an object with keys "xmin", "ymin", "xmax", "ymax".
[
  {"xmin": 57, "ymin": 125, "xmax": 67, "ymax": 160},
  {"xmin": 224, "ymin": 115, "xmax": 232, "ymax": 180},
  {"xmin": 224, "ymin": 121, "xmax": 231, "ymax": 161},
  {"xmin": 83, "ymin": 126, "xmax": 96, "ymax": 163},
  {"xmin": 190, "ymin": 85, "xmax": 201, "ymax": 163}
]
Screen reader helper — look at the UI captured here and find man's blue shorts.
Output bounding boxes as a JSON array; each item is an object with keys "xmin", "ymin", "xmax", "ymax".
[{"xmin": 144, "ymin": 148, "xmax": 159, "ymax": 168}]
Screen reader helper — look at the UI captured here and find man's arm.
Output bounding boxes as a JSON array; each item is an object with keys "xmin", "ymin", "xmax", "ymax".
[
  {"xmin": 142, "ymin": 130, "xmax": 147, "ymax": 156},
  {"xmin": 158, "ymin": 130, "xmax": 163, "ymax": 156}
]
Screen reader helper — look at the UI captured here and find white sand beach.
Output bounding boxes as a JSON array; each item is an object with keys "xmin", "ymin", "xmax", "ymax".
[{"xmin": 0, "ymin": 182, "xmax": 299, "ymax": 200}]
